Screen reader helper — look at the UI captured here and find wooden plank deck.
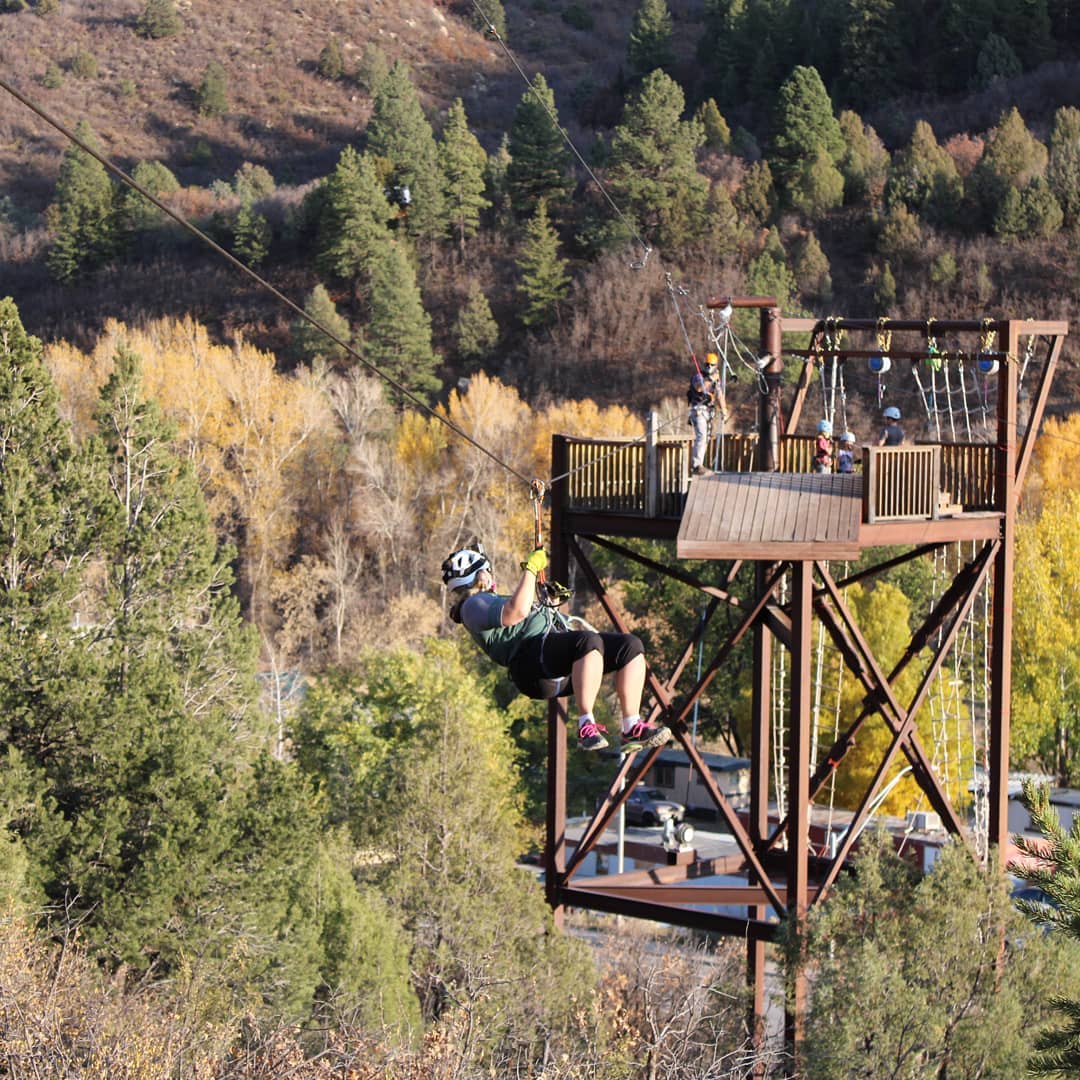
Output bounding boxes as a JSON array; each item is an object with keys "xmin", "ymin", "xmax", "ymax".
[{"xmin": 677, "ymin": 473, "xmax": 864, "ymax": 560}]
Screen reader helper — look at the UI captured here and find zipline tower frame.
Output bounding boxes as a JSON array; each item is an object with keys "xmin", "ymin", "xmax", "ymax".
[{"xmin": 542, "ymin": 301, "xmax": 1068, "ymax": 1062}]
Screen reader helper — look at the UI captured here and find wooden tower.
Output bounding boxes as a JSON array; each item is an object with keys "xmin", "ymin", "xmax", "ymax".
[{"xmin": 541, "ymin": 302, "xmax": 1068, "ymax": 1057}]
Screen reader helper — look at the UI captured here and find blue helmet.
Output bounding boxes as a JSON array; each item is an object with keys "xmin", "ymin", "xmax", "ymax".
[
  {"xmin": 817, "ymin": 419, "xmax": 833, "ymax": 434},
  {"xmin": 883, "ymin": 406, "xmax": 901, "ymax": 421},
  {"xmin": 840, "ymin": 431, "xmax": 855, "ymax": 444}
]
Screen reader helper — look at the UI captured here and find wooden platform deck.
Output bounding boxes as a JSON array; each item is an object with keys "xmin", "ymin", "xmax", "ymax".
[{"xmin": 677, "ymin": 472, "xmax": 864, "ymax": 560}]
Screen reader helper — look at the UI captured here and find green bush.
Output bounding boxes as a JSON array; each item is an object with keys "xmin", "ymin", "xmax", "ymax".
[
  {"xmin": 42, "ymin": 62, "xmax": 63, "ymax": 89},
  {"xmin": 136, "ymin": 0, "xmax": 181, "ymax": 39},
  {"xmin": 70, "ymin": 50, "xmax": 98, "ymax": 79}
]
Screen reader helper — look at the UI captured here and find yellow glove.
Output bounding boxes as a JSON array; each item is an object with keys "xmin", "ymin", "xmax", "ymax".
[{"xmin": 523, "ymin": 547, "xmax": 547, "ymax": 575}]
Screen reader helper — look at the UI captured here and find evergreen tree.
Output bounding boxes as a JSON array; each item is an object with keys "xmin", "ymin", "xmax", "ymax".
[
  {"xmin": 439, "ymin": 97, "xmax": 490, "ymax": 260},
  {"xmin": 1048, "ymin": 105, "xmax": 1080, "ymax": 226},
  {"xmin": 232, "ymin": 197, "xmax": 271, "ymax": 267},
  {"xmin": 770, "ymin": 66, "xmax": 843, "ymax": 190},
  {"xmin": 885, "ymin": 120, "xmax": 963, "ymax": 227},
  {"xmin": 316, "ymin": 146, "xmax": 394, "ymax": 283},
  {"xmin": 452, "ymin": 281, "xmax": 499, "ymax": 367},
  {"xmin": 877, "ymin": 203, "xmax": 922, "ymax": 265},
  {"xmin": 196, "ymin": 60, "xmax": 228, "ymax": 118},
  {"xmin": 118, "ymin": 159, "xmax": 179, "ymax": 234},
  {"xmin": 788, "ymin": 146, "xmax": 844, "ymax": 218},
  {"xmin": 786, "ymin": 836, "xmax": 1077, "ymax": 1078},
  {"xmin": 352, "ymin": 639, "xmax": 597, "ymax": 1052},
  {"xmin": 695, "ymin": 98, "xmax": 731, "ymax": 151},
  {"xmin": 292, "ymin": 283, "xmax": 351, "ymax": 364},
  {"xmin": 1022, "ymin": 177, "xmax": 1064, "ymax": 238},
  {"xmin": 969, "ymin": 107, "xmax": 1048, "ymax": 229},
  {"xmin": 365, "ymin": 60, "xmax": 445, "ymax": 244},
  {"xmin": 972, "ymin": 32, "xmax": 1022, "ymax": 88},
  {"xmin": 364, "ymin": 241, "xmax": 440, "ymax": 400},
  {"xmin": 745, "ymin": 227, "xmax": 797, "ymax": 308},
  {"xmin": 627, "ymin": 0, "xmax": 675, "ymax": 77},
  {"xmin": 837, "ymin": 0, "xmax": 899, "ymax": 108},
  {"xmin": 516, "ymin": 200, "xmax": 570, "ymax": 330},
  {"xmin": 734, "ymin": 159, "xmax": 776, "ymax": 226},
  {"xmin": 794, "ymin": 230, "xmax": 832, "ymax": 300},
  {"xmin": 506, "ymin": 73, "xmax": 573, "ymax": 221},
  {"xmin": 135, "ymin": 0, "xmax": 181, "ymax": 39},
  {"xmin": 355, "ymin": 42, "xmax": 390, "ymax": 95},
  {"xmin": 1012, "ymin": 780, "xmax": 1080, "ymax": 1075},
  {"xmin": 837, "ymin": 110, "xmax": 889, "ymax": 206},
  {"xmin": 317, "ymin": 36, "xmax": 345, "ymax": 80},
  {"xmin": 605, "ymin": 69, "xmax": 708, "ymax": 251},
  {"xmin": 45, "ymin": 121, "xmax": 116, "ymax": 282},
  {"xmin": 875, "ymin": 261, "xmax": 897, "ymax": 309}
]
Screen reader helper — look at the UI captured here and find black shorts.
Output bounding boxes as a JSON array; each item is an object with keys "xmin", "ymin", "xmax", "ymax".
[{"xmin": 507, "ymin": 630, "xmax": 644, "ymax": 700}]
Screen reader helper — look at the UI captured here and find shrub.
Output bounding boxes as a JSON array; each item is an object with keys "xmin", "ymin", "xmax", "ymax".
[
  {"xmin": 196, "ymin": 61, "xmax": 228, "ymax": 118},
  {"xmin": 136, "ymin": 0, "xmax": 181, "ymax": 39},
  {"xmin": 42, "ymin": 62, "xmax": 62, "ymax": 89},
  {"xmin": 69, "ymin": 50, "xmax": 97, "ymax": 79},
  {"xmin": 317, "ymin": 36, "xmax": 344, "ymax": 80}
]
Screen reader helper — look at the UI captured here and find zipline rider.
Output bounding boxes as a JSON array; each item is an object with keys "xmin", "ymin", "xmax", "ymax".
[{"xmin": 443, "ymin": 545, "xmax": 671, "ymax": 753}]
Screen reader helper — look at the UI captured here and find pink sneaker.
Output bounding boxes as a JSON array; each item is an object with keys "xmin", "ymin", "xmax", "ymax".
[
  {"xmin": 577, "ymin": 722, "xmax": 609, "ymax": 751},
  {"xmin": 621, "ymin": 721, "xmax": 671, "ymax": 751}
]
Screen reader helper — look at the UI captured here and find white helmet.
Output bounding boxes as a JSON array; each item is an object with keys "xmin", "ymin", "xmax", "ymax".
[{"xmin": 441, "ymin": 546, "xmax": 490, "ymax": 590}]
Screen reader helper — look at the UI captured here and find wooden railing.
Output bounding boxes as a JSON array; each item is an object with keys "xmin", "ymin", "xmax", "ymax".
[
  {"xmin": 864, "ymin": 445, "xmax": 941, "ymax": 522},
  {"xmin": 558, "ymin": 433, "xmax": 997, "ymax": 524},
  {"xmin": 938, "ymin": 442, "xmax": 995, "ymax": 510}
]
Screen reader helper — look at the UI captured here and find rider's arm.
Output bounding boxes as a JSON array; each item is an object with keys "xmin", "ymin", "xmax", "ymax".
[{"xmin": 501, "ymin": 565, "xmax": 538, "ymax": 626}]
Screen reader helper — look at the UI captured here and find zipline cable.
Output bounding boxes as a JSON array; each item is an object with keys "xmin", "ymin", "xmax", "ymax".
[{"xmin": 0, "ymin": 72, "xmax": 534, "ymax": 488}]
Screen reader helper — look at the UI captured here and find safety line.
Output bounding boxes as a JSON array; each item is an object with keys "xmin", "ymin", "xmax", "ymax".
[{"xmin": 0, "ymin": 73, "xmax": 534, "ymax": 488}]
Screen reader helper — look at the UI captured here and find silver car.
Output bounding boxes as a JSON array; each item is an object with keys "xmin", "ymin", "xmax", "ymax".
[{"xmin": 625, "ymin": 786, "xmax": 684, "ymax": 827}]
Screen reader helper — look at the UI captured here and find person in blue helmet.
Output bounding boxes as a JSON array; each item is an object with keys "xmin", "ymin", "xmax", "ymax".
[
  {"xmin": 442, "ymin": 544, "xmax": 671, "ymax": 753},
  {"xmin": 837, "ymin": 431, "xmax": 857, "ymax": 473},
  {"xmin": 814, "ymin": 418, "xmax": 834, "ymax": 473},
  {"xmin": 879, "ymin": 405, "xmax": 904, "ymax": 446}
]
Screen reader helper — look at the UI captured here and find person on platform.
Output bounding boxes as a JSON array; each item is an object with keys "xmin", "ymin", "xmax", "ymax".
[
  {"xmin": 879, "ymin": 406, "xmax": 904, "ymax": 446},
  {"xmin": 442, "ymin": 544, "xmax": 671, "ymax": 753},
  {"xmin": 837, "ymin": 431, "xmax": 857, "ymax": 474},
  {"xmin": 688, "ymin": 362, "xmax": 717, "ymax": 476},
  {"xmin": 814, "ymin": 419, "xmax": 834, "ymax": 473}
]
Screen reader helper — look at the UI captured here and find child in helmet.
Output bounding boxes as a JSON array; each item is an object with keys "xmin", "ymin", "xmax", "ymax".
[
  {"xmin": 837, "ymin": 431, "xmax": 856, "ymax": 474},
  {"xmin": 879, "ymin": 406, "xmax": 904, "ymax": 446},
  {"xmin": 442, "ymin": 545, "xmax": 671, "ymax": 753},
  {"xmin": 687, "ymin": 361, "xmax": 717, "ymax": 476},
  {"xmin": 814, "ymin": 419, "xmax": 834, "ymax": 473}
]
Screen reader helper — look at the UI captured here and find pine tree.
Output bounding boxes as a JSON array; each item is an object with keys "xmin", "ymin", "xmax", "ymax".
[
  {"xmin": 794, "ymin": 230, "xmax": 832, "ymax": 300},
  {"xmin": 875, "ymin": 261, "xmax": 897, "ymax": 308},
  {"xmin": 292, "ymin": 283, "xmax": 351, "ymax": 364},
  {"xmin": 365, "ymin": 60, "xmax": 445, "ymax": 243},
  {"xmin": 695, "ymin": 98, "xmax": 731, "ymax": 151},
  {"xmin": 1012, "ymin": 781, "xmax": 1080, "ymax": 1075},
  {"xmin": 317, "ymin": 36, "xmax": 345, "ymax": 80},
  {"xmin": 838, "ymin": 0, "xmax": 899, "ymax": 108},
  {"xmin": 232, "ymin": 197, "xmax": 271, "ymax": 266},
  {"xmin": 837, "ymin": 110, "xmax": 889, "ymax": 205},
  {"xmin": 516, "ymin": 200, "xmax": 570, "ymax": 330},
  {"xmin": 885, "ymin": 120, "xmax": 962, "ymax": 226},
  {"xmin": 734, "ymin": 159, "xmax": 776, "ymax": 226},
  {"xmin": 605, "ymin": 69, "xmax": 708, "ymax": 251},
  {"xmin": 118, "ymin": 160, "xmax": 179, "ymax": 234},
  {"xmin": 506, "ymin": 73, "xmax": 573, "ymax": 222},
  {"xmin": 627, "ymin": 0, "xmax": 675, "ymax": 77},
  {"xmin": 135, "ymin": 0, "xmax": 181, "ymax": 39},
  {"xmin": 196, "ymin": 60, "xmax": 228, "ymax": 118},
  {"xmin": 45, "ymin": 121, "xmax": 116, "ymax": 282},
  {"xmin": 0, "ymin": 299, "xmax": 113, "ymax": 927},
  {"xmin": 364, "ymin": 241, "xmax": 440, "ymax": 400},
  {"xmin": 1048, "ymin": 106, "xmax": 1080, "ymax": 226},
  {"xmin": 453, "ymin": 281, "xmax": 499, "ymax": 367},
  {"xmin": 770, "ymin": 66, "xmax": 844, "ymax": 190},
  {"xmin": 316, "ymin": 146, "xmax": 393, "ymax": 283},
  {"xmin": 355, "ymin": 42, "xmax": 390, "ymax": 95},
  {"xmin": 972, "ymin": 33, "xmax": 1022, "ymax": 88},
  {"xmin": 439, "ymin": 98, "xmax": 490, "ymax": 259},
  {"xmin": 788, "ymin": 146, "xmax": 844, "ymax": 218},
  {"xmin": 969, "ymin": 107, "xmax": 1048, "ymax": 229},
  {"xmin": 1021, "ymin": 177, "xmax": 1064, "ymax": 237}
]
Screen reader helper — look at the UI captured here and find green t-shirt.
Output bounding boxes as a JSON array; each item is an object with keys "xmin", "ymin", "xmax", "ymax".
[{"xmin": 460, "ymin": 592, "xmax": 563, "ymax": 666}]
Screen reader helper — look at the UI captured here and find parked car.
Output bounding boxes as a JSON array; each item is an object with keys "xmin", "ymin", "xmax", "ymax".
[{"xmin": 625, "ymin": 786, "xmax": 684, "ymax": 827}]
